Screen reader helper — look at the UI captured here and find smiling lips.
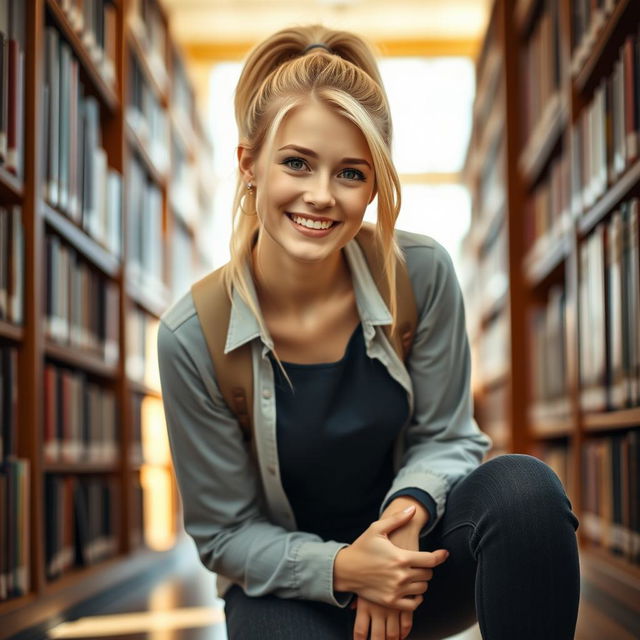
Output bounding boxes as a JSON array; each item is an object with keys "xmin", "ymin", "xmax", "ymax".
[{"xmin": 287, "ymin": 212, "xmax": 337, "ymax": 231}]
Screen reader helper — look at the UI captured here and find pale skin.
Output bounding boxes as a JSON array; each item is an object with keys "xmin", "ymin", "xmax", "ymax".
[{"xmin": 238, "ymin": 100, "xmax": 449, "ymax": 640}]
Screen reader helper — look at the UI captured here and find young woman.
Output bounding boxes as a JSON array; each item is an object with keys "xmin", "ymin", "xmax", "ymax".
[{"xmin": 157, "ymin": 25, "xmax": 580, "ymax": 640}]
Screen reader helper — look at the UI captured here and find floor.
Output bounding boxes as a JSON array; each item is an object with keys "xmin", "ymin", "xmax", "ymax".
[{"xmin": 39, "ymin": 543, "xmax": 633, "ymax": 640}]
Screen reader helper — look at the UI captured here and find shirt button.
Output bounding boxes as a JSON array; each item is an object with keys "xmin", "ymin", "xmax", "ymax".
[{"xmin": 262, "ymin": 389, "xmax": 272, "ymax": 399}]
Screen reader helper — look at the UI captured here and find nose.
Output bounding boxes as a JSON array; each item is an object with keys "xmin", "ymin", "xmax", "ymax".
[{"xmin": 302, "ymin": 174, "xmax": 336, "ymax": 209}]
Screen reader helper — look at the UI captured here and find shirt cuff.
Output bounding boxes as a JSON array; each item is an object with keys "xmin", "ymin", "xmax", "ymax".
[{"xmin": 381, "ymin": 488, "xmax": 438, "ymax": 535}]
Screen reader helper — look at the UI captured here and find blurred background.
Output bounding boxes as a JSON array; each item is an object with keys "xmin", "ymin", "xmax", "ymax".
[{"xmin": 1, "ymin": 1, "xmax": 639, "ymax": 639}]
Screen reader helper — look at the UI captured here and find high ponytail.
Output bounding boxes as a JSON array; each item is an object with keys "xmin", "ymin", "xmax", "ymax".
[{"xmin": 227, "ymin": 25, "xmax": 402, "ymax": 337}]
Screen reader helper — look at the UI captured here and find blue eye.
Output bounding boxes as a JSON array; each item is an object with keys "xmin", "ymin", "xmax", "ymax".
[
  {"xmin": 340, "ymin": 168, "xmax": 366, "ymax": 181},
  {"xmin": 282, "ymin": 157, "xmax": 308, "ymax": 171}
]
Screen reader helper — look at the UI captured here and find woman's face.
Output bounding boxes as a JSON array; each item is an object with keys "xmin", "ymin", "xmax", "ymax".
[{"xmin": 249, "ymin": 100, "xmax": 376, "ymax": 265}]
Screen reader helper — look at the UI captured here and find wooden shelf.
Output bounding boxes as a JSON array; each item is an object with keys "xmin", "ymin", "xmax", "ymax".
[
  {"xmin": 127, "ymin": 27, "xmax": 169, "ymax": 108},
  {"xmin": 45, "ymin": 340, "xmax": 119, "ymax": 379},
  {"xmin": 43, "ymin": 461, "xmax": 119, "ymax": 474},
  {"xmin": 480, "ymin": 289, "xmax": 508, "ymax": 329},
  {"xmin": 126, "ymin": 278, "xmax": 169, "ymax": 319},
  {"xmin": 580, "ymin": 545, "xmax": 640, "ymax": 615},
  {"xmin": 578, "ymin": 159, "xmax": 640, "ymax": 238},
  {"xmin": 42, "ymin": 202, "xmax": 121, "ymax": 278},
  {"xmin": 523, "ymin": 229, "xmax": 571, "ymax": 288},
  {"xmin": 519, "ymin": 92, "xmax": 568, "ymax": 189},
  {"xmin": 126, "ymin": 120, "xmax": 168, "ymax": 189},
  {"xmin": 572, "ymin": 0, "xmax": 636, "ymax": 94},
  {"xmin": 515, "ymin": 0, "xmax": 539, "ymax": 36},
  {"xmin": 530, "ymin": 418, "xmax": 572, "ymax": 439},
  {"xmin": 583, "ymin": 407, "xmax": 640, "ymax": 432},
  {"xmin": 45, "ymin": 0, "xmax": 118, "ymax": 115},
  {"xmin": 0, "ymin": 319, "xmax": 23, "ymax": 342},
  {"xmin": 0, "ymin": 166, "xmax": 23, "ymax": 201}
]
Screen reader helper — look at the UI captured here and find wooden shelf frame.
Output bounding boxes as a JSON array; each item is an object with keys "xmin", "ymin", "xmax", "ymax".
[
  {"xmin": 466, "ymin": 0, "xmax": 640, "ymax": 612},
  {"xmin": 42, "ymin": 202, "xmax": 121, "ymax": 278},
  {"xmin": 572, "ymin": 0, "xmax": 639, "ymax": 94},
  {"xmin": 0, "ymin": 319, "xmax": 24, "ymax": 342},
  {"xmin": 0, "ymin": 0, "xmax": 211, "ymax": 633}
]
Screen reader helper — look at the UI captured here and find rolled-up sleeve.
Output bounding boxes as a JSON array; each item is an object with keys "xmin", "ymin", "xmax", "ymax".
[
  {"xmin": 157, "ymin": 317, "xmax": 351, "ymax": 607},
  {"xmin": 380, "ymin": 239, "xmax": 492, "ymax": 536}
]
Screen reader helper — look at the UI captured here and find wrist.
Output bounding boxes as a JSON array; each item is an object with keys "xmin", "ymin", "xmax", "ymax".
[
  {"xmin": 382, "ymin": 496, "xmax": 429, "ymax": 529},
  {"xmin": 333, "ymin": 546, "xmax": 354, "ymax": 593}
]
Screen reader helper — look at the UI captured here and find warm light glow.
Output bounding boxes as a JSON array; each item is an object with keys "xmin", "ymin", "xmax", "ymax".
[
  {"xmin": 47, "ymin": 606, "xmax": 225, "ymax": 638},
  {"xmin": 140, "ymin": 465, "xmax": 176, "ymax": 551},
  {"xmin": 145, "ymin": 318, "xmax": 161, "ymax": 391},
  {"xmin": 141, "ymin": 396, "xmax": 170, "ymax": 466}
]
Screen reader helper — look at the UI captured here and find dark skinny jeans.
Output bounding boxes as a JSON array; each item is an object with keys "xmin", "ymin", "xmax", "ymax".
[{"xmin": 224, "ymin": 454, "xmax": 581, "ymax": 639}]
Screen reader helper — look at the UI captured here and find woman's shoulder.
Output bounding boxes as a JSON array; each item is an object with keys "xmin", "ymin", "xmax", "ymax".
[
  {"xmin": 395, "ymin": 229, "xmax": 455, "ymax": 280},
  {"xmin": 160, "ymin": 289, "xmax": 199, "ymax": 334}
]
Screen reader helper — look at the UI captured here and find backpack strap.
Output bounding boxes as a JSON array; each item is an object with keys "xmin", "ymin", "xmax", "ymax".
[
  {"xmin": 191, "ymin": 226, "xmax": 417, "ymax": 443},
  {"xmin": 191, "ymin": 266, "xmax": 255, "ymax": 451},
  {"xmin": 355, "ymin": 223, "xmax": 417, "ymax": 360}
]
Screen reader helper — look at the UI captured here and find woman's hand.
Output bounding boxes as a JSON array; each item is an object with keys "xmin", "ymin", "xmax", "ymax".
[
  {"xmin": 351, "ymin": 595, "xmax": 420, "ymax": 640},
  {"xmin": 333, "ymin": 506, "xmax": 449, "ymax": 610}
]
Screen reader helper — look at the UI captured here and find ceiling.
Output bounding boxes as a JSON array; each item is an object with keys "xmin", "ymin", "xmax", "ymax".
[{"xmin": 158, "ymin": 0, "xmax": 492, "ymax": 52}]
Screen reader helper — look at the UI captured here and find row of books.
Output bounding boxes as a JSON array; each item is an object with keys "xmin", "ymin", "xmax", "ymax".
[
  {"xmin": 126, "ymin": 156, "xmax": 164, "ymax": 294},
  {"xmin": 44, "ymin": 26, "xmax": 123, "ymax": 255},
  {"xmin": 0, "ymin": 458, "xmax": 29, "ymax": 601},
  {"xmin": 532, "ymin": 441, "xmax": 576, "ymax": 503},
  {"xmin": 0, "ymin": 205, "xmax": 23, "ymax": 324},
  {"xmin": 44, "ymin": 363, "xmax": 118, "ymax": 465},
  {"xmin": 529, "ymin": 285, "xmax": 570, "ymax": 424},
  {"xmin": 580, "ymin": 200, "xmax": 640, "ymax": 411},
  {"xmin": 0, "ymin": 0, "xmax": 25, "ymax": 178},
  {"xmin": 170, "ymin": 135, "xmax": 199, "ymax": 228},
  {"xmin": 51, "ymin": 0, "xmax": 118, "ymax": 89},
  {"xmin": 571, "ymin": 0, "xmax": 621, "ymax": 74},
  {"xmin": 524, "ymin": 146, "xmax": 571, "ymax": 253},
  {"xmin": 0, "ymin": 343, "xmax": 17, "ymax": 461},
  {"xmin": 126, "ymin": 308, "xmax": 160, "ymax": 390},
  {"xmin": 126, "ymin": 55, "xmax": 170, "ymax": 178},
  {"xmin": 44, "ymin": 232, "xmax": 120, "ymax": 365},
  {"xmin": 477, "ymin": 220, "xmax": 508, "ymax": 319},
  {"xmin": 582, "ymin": 430, "xmax": 640, "ymax": 565},
  {"xmin": 128, "ymin": 0, "xmax": 168, "ymax": 95},
  {"xmin": 521, "ymin": 0, "xmax": 562, "ymax": 142},
  {"xmin": 570, "ymin": 29, "xmax": 640, "ymax": 215},
  {"xmin": 476, "ymin": 309, "xmax": 509, "ymax": 386},
  {"xmin": 44, "ymin": 473, "xmax": 119, "ymax": 580}
]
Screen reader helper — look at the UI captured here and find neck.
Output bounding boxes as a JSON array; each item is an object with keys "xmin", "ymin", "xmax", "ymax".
[{"xmin": 252, "ymin": 236, "xmax": 351, "ymax": 314}]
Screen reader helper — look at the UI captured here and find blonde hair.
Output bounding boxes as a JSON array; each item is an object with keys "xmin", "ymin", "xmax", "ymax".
[{"xmin": 228, "ymin": 25, "xmax": 402, "ymax": 333}]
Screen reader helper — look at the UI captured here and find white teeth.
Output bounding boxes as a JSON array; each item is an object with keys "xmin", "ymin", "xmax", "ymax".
[{"xmin": 292, "ymin": 215, "xmax": 333, "ymax": 230}]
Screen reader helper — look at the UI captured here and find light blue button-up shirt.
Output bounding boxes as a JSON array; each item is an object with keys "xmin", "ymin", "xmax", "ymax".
[{"xmin": 157, "ymin": 228, "xmax": 492, "ymax": 608}]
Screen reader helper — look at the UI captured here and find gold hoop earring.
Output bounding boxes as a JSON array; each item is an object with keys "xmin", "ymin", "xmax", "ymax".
[{"xmin": 240, "ymin": 183, "xmax": 257, "ymax": 216}]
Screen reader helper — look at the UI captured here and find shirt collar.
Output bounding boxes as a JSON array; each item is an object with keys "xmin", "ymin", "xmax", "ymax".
[{"xmin": 223, "ymin": 235, "xmax": 393, "ymax": 354}]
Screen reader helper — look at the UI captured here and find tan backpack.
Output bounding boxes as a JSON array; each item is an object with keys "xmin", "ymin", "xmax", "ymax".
[{"xmin": 191, "ymin": 223, "xmax": 417, "ymax": 451}]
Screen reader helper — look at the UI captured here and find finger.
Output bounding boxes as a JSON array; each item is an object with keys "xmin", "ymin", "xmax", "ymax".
[
  {"xmin": 406, "ymin": 548, "xmax": 449, "ymax": 568},
  {"xmin": 371, "ymin": 506, "xmax": 416, "ymax": 535},
  {"xmin": 386, "ymin": 611, "xmax": 400, "ymax": 640},
  {"xmin": 400, "ymin": 610, "xmax": 413, "ymax": 639},
  {"xmin": 397, "ymin": 594, "xmax": 424, "ymax": 612},
  {"xmin": 353, "ymin": 603, "xmax": 370, "ymax": 640},
  {"xmin": 371, "ymin": 609, "xmax": 386, "ymax": 640},
  {"xmin": 407, "ymin": 568, "xmax": 433, "ymax": 582},
  {"xmin": 402, "ymin": 580, "xmax": 428, "ymax": 597}
]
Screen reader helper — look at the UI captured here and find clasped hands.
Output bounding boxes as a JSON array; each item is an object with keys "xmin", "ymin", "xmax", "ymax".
[{"xmin": 333, "ymin": 498, "xmax": 449, "ymax": 640}]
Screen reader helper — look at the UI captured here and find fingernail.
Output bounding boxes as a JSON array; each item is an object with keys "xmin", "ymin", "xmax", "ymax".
[{"xmin": 403, "ymin": 505, "xmax": 415, "ymax": 513}]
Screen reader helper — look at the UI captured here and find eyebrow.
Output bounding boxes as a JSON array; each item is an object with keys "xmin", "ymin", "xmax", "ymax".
[{"xmin": 278, "ymin": 144, "xmax": 372, "ymax": 169}]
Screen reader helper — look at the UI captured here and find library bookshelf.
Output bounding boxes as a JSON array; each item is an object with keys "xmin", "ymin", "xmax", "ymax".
[
  {"xmin": 0, "ymin": 0, "xmax": 214, "ymax": 637},
  {"xmin": 463, "ymin": 0, "xmax": 640, "ymax": 632}
]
